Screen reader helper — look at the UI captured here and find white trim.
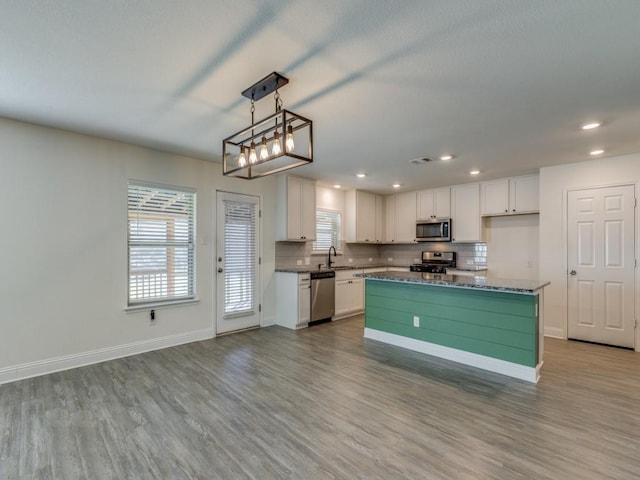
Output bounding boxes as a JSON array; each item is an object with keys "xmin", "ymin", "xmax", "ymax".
[
  {"xmin": 364, "ymin": 327, "xmax": 540, "ymax": 383},
  {"xmin": 0, "ymin": 328, "xmax": 214, "ymax": 386},
  {"xmin": 544, "ymin": 326, "xmax": 566, "ymax": 339},
  {"xmin": 125, "ymin": 298, "xmax": 200, "ymax": 312}
]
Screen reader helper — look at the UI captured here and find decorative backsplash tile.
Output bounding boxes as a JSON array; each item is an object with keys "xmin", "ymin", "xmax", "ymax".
[{"xmin": 276, "ymin": 241, "xmax": 487, "ymax": 269}]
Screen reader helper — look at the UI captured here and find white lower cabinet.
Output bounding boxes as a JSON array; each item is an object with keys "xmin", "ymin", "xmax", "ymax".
[
  {"xmin": 276, "ymin": 272, "xmax": 311, "ymax": 329},
  {"xmin": 334, "ymin": 270, "xmax": 364, "ymax": 319}
]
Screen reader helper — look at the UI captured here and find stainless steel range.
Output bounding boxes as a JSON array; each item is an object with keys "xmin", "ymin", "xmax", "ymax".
[{"xmin": 409, "ymin": 251, "xmax": 456, "ymax": 273}]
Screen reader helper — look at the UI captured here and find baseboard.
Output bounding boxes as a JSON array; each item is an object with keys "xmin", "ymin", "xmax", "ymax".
[
  {"xmin": 261, "ymin": 315, "xmax": 276, "ymax": 327},
  {"xmin": 544, "ymin": 326, "xmax": 566, "ymax": 339},
  {"xmin": 364, "ymin": 328, "xmax": 539, "ymax": 383},
  {"xmin": 0, "ymin": 328, "xmax": 215, "ymax": 386}
]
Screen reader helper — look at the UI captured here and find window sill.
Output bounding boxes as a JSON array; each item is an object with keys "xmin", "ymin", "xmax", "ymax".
[{"xmin": 125, "ymin": 298, "xmax": 200, "ymax": 313}]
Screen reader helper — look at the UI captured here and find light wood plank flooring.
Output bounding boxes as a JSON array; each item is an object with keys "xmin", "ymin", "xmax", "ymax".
[{"xmin": 1, "ymin": 316, "xmax": 639, "ymax": 479}]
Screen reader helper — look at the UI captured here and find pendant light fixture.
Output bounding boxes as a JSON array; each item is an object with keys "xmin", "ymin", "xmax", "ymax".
[{"xmin": 223, "ymin": 72, "xmax": 313, "ymax": 179}]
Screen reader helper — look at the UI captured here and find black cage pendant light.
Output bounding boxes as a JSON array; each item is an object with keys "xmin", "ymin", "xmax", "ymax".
[{"xmin": 222, "ymin": 72, "xmax": 313, "ymax": 179}]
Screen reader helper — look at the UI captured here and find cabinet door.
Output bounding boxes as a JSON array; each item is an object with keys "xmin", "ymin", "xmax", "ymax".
[
  {"xmin": 375, "ymin": 194, "xmax": 384, "ymax": 242},
  {"xmin": 481, "ymin": 179, "xmax": 509, "ymax": 215},
  {"xmin": 384, "ymin": 195, "xmax": 395, "ymax": 242},
  {"xmin": 349, "ymin": 279, "xmax": 364, "ymax": 312},
  {"xmin": 298, "ymin": 282, "xmax": 311, "ymax": 325},
  {"xmin": 287, "ymin": 178, "xmax": 302, "ymax": 239},
  {"xmin": 334, "ymin": 279, "xmax": 351, "ymax": 317},
  {"xmin": 394, "ymin": 191, "xmax": 417, "ymax": 242},
  {"xmin": 300, "ymin": 180, "xmax": 317, "ymax": 240},
  {"xmin": 510, "ymin": 175, "xmax": 539, "ymax": 214},
  {"xmin": 356, "ymin": 191, "xmax": 376, "ymax": 242},
  {"xmin": 417, "ymin": 189, "xmax": 435, "ymax": 220},
  {"xmin": 434, "ymin": 188, "xmax": 451, "ymax": 217},
  {"xmin": 451, "ymin": 183, "xmax": 481, "ymax": 242}
]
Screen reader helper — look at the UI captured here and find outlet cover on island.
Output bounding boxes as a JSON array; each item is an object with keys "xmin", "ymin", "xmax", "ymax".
[
  {"xmin": 304, "ymin": 257, "xmax": 310, "ymax": 265},
  {"xmin": 413, "ymin": 316, "xmax": 420, "ymax": 327}
]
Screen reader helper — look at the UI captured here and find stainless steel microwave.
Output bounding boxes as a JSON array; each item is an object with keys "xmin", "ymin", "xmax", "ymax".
[{"xmin": 416, "ymin": 218, "xmax": 451, "ymax": 242}]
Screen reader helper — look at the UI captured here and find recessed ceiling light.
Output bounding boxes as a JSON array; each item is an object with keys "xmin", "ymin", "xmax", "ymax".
[
  {"xmin": 333, "ymin": 184, "xmax": 341, "ymax": 189},
  {"xmin": 581, "ymin": 122, "xmax": 601, "ymax": 130},
  {"xmin": 440, "ymin": 154, "xmax": 453, "ymax": 161},
  {"xmin": 469, "ymin": 170, "xmax": 480, "ymax": 175},
  {"xmin": 356, "ymin": 173, "xmax": 366, "ymax": 178},
  {"xmin": 590, "ymin": 149, "xmax": 604, "ymax": 156},
  {"xmin": 392, "ymin": 183, "xmax": 401, "ymax": 188}
]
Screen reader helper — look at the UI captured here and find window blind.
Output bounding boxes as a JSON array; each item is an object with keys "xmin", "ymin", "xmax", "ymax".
[
  {"xmin": 314, "ymin": 209, "xmax": 341, "ymax": 251},
  {"xmin": 223, "ymin": 199, "xmax": 256, "ymax": 316},
  {"xmin": 128, "ymin": 183, "xmax": 196, "ymax": 305}
]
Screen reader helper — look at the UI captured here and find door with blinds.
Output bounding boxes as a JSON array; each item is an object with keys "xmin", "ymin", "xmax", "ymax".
[{"xmin": 216, "ymin": 191, "xmax": 261, "ymax": 334}]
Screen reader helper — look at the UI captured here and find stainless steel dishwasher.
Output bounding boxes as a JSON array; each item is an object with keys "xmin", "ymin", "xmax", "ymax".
[{"xmin": 310, "ymin": 270, "xmax": 335, "ymax": 322}]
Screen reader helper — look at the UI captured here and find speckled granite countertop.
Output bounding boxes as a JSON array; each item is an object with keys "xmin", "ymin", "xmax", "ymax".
[{"xmin": 358, "ymin": 271, "xmax": 549, "ymax": 294}]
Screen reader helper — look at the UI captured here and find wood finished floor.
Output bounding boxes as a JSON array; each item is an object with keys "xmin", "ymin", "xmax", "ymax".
[{"xmin": 1, "ymin": 316, "xmax": 639, "ymax": 480}]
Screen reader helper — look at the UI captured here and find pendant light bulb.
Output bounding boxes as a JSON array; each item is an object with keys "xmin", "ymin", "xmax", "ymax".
[
  {"xmin": 260, "ymin": 135, "xmax": 269, "ymax": 160},
  {"xmin": 238, "ymin": 145, "xmax": 247, "ymax": 168},
  {"xmin": 249, "ymin": 141, "xmax": 257, "ymax": 164},
  {"xmin": 272, "ymin": 130, "xmax": 282, "ymax": 155},
  {"xmin": 285, "ymin": 124, "xmax": 295, "ymax": 152}
]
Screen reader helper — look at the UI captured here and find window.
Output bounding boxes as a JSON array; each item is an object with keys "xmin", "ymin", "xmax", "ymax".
[
  {"xmin": 128, "ymin": 183, "xmax": 196, "ymax": 305},
  {"xmin": 222, "ymin": 197, "xmax": 257, "ymax": 316},
  {"xmin": 313, "ymin": 209, "xmax": 341, "ymax": 252}
]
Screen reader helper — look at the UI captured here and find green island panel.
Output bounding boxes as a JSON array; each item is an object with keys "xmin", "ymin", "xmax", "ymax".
[{"xmin": 364, "ymin": 280, "xmax": 538, "ymax": 367}]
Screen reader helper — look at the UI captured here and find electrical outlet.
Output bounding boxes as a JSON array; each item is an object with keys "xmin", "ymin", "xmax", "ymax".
[
  {"xmin": 296, "ymin": 259, "xmax": 303, "ymax": 265},
  {"xmin": 414, "ymin": 258, "xmax": 420, "ymax": 263},
  {"xmin": 387, "ymin": 257, "xmax": 393, "ymax": 262},
  {"xmin": 413, "ymin": 316, "xmax": 420, "ymax": 327},
  {"xmin": 466, "ymin": 259, "xmax": 474, "ymax": 265},
  {"xmin": 368, "ymin": 258, "xmax": 373, "ymax": 262},
  {"xmin": 348, "ymin": 258, "xmax": 353, "ymax": 263},
  {"xmin": 304, "ymin": 257, "xmax": 310, "ymax": 265}
]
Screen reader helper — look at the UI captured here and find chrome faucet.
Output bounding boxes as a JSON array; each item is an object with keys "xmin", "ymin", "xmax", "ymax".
[{"xmin": 327, "ymin": 245, "xmax": 337, "ymax": 269}]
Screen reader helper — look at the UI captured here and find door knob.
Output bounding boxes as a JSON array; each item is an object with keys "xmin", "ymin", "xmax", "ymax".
[
  {"xmin": 569, "ymin": 270, "xmax": 577, "ymax": 275},
  {"xmin": 218, "ymin": 268, "xmax": 223, "ymax": 273}
]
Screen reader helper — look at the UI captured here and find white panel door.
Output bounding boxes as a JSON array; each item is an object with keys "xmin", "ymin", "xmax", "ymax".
[
  {"xmin": 567, "ymin": 185, "xmax": 635, "ymax": 347},
  {"xmin": 216, "ymin": 191, "xmax": 261, "ymax": 334}
]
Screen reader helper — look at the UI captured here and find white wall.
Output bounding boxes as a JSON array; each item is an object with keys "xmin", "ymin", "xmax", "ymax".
[
  {"xmin": 539, "ymin": 153, "xmax": 640, "ymax": 347},
  {"xmin": 0, "ymin": 117, "xmax": 278, "ymax": 383},
  {"xmin": 484, "ymin": 214, "xmax": 539, "ymax": 279},
  {"xmin": 316, "ymin": 184, "xmax": 344, "ymax": 212}
]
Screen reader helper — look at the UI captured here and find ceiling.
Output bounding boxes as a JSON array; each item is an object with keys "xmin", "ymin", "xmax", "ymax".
[{"xmin": 2, "ymin": 1, "xmax": 640, "ymax": 194}]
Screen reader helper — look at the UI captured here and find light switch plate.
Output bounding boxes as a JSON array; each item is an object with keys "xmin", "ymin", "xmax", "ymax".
[
  {"xmin": 348, "ymin": 258, "xmax": 353, "ymax": 263},
  {"xmin": 387, "ymin": 257, "xmax": 393, "ymax": 262},
  {"xmin": 413, "ymin": 316, "xmax": 420, "ymax": 327},
  {"xmin": 304, "ymin": 257, "xmax": 310, "ymax": 265},
  {"xmin": 296, "ymin": 260, "xmax": 303, "ymax": 265}
]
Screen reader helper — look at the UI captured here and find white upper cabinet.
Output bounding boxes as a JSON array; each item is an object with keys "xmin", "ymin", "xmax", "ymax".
[
  {"xmin": 385, "ymin": 191, "xmax": 417, "ymax": 243},
  {"xmin": 417, "ymin": 187, "xmax": 451, "ymax": 219},
  {"xmin": 417, "ymin": 187, "xmax": 451, "ymax": 220},
  {"xmin": 451, "ymin": 183, "xmax": 481, "ymax": 243},
  {"xmin": 345, "ymin": 190, "xmax": 384, "ymax": 243},
  {"xmin": 277, "ymin": 175, "xmax": 316, "ymax": 241},
  {"xmin": 481, "ymin": 174, "xmax": 539, "ymax": 216}
]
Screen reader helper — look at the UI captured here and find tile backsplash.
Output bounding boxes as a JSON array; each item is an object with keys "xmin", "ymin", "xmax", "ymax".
[{"xmin": 276, "ymin": 241, "xmax": 487, "ymax": 270}]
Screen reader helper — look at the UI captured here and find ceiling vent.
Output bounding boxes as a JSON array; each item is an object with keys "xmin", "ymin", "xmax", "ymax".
[{"xmin": 409, "ymin": 157, "xmax": 433, "ymax": 165}]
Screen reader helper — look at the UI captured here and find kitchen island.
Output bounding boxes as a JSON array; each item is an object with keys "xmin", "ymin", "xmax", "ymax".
[{"xmin": 359, "ymin": 271, "xmax": 549, "ymax": 382}]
